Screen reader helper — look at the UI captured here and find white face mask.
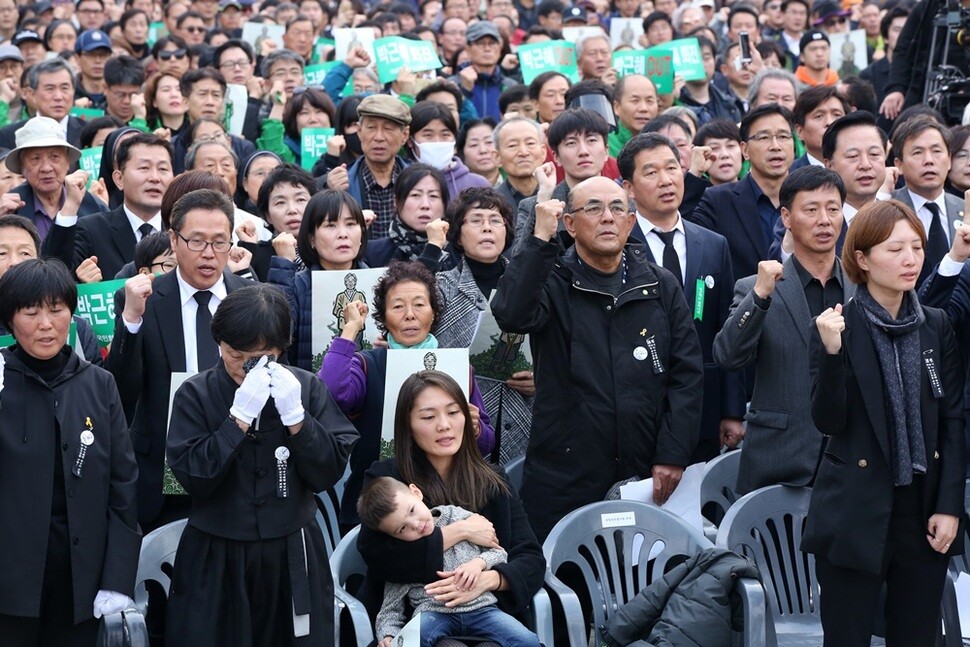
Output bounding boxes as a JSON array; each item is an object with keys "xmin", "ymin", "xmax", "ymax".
[{"xmin": 416, "ymin": 141, "xmax": 455, "ymax": 170}]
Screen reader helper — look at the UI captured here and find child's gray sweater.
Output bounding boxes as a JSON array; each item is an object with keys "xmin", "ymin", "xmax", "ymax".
[{"xmin": 374, "ymin": 505, "xmax": 508, "ymax": 641}]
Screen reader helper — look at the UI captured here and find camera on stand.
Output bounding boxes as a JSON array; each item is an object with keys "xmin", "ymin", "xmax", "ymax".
[{"xmin": 924, "ymin": 0, "xmax": 970, "ymax": 124}]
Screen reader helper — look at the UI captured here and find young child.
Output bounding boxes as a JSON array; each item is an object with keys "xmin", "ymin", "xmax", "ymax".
[{"xmin": 357, "ymin": 477, "xmax": 541, "ymax": 647}]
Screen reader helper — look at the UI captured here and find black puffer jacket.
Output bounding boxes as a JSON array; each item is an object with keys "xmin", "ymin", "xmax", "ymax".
[{"xmin": 601, "ymin": 548, "xmax": 761, "ymax": 647}]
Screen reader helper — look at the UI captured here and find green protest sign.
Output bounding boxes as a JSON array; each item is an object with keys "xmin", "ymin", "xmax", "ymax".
[
  {"xmin": 301, "ymin": 127, "xmax": 335, "ymax": 170},
  {"xmin": 148, "ymin": 21, "xmax": 167, "ymax": 47},
  {"xmin": 650, "ymin": 38, "xmax": 706, "ymax": 82},
  {"xmin": 314, "ymin": 36, "xmax": 334, "ymax": 63},
  {"xmin": 70, "ymin": 106, "xmax": 105, "ymax": 120},
  {"xmin": 517, "ymin": 41, "xmax": 579, "ymax": 85},
  {"xmin": 79, "ymin": 147, "xmax": 102, "ymax": 189},
  {"xmin": 373, "ymin": 36, "xmax": 442, "ymax": 84},
  {"xmin": 612, "ymin": 49, "xmax": 673, "ymax": 93},
  {"xmin": 304, "ymin": 64, "xmax": 329, "ymax": 86},
  {"xmin": 75, "ymin": 278, "xmax": 126, "ymax": 347}
]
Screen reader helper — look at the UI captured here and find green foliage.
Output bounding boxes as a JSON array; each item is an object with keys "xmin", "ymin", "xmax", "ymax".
[{"xmin": 469, "ymin": 333, "xmax": 532, "ymax": 381}]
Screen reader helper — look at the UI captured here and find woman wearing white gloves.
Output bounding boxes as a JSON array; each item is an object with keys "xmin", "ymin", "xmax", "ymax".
[
  {"xmin": 165, "ymin": 284, "xmax": 358, "ymax": 646},
  {"xmin": 0, "ymin": 259, "xmax": 141, "ymax": 645}
]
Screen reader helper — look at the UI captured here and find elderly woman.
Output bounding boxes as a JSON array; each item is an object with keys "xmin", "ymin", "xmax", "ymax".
[
  {"xmin": 267, "ymin": 189, "xmax": 368, "ymax": 371},
  {"xmin": 319, "ymin": 260, "xmax": 495, "ymax": 529},
  {"xmin": 807, "ymin": 200, "xmax": 965, "ymax": 645},
  {"xmin": 236, "ymin": 151, "xmax": 282, "ymax": 213},
  {"xmin": 0, "ymin": 259, "xmax": 140, "ymax": 644},
  {"xmin": 359, "ymin": 371, "xmax": 544, "ymax": 645},
  {"xmin": 435, "ymin": 187, "xmax": 534, "ymax": 463},
  {"xmin": 364, "ymin": 163, "xmax": 455, "ymax": 271},
  {"xmin": 166, "ymin": 283, "xmax": 358, "ymax": 646}
]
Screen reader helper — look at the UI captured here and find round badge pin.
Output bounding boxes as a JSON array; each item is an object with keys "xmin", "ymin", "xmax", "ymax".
[
  {"xmin": 80, "ymin": 430, "xmax": 94, "ymax": 446},
  {"xmin": 275, "ymin": 446, "xmax": 290, "ymax": 461},
  {"xmin": 633, "ymin": 346, "xmax": 648, "ymax": 361},
  {"xmin": 705, "ymin": 275, "xmax": 715, "ymax": 289}
]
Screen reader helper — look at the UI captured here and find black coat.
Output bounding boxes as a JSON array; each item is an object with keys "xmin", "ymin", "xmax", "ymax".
[
  {"xmin": 106, "ymin": 269, "xmax": 252, "ymax": 525},
  {"xmin": 357, "ymin": 459, "xmax": 545, "ymax": 619},
  {"xmin": 0, "ymin": 115, "xmax": 85, "ymax": 149},
  {"xmin": 492, "ymin": 238, "xmax": 704, "ymax": 541},
  {"xmin": 41, "ymin": 204, "xmax": 149, "ymax": 280},
  {"xmin": 803, "ymin": 300, "xmax": 966, "ymax": 574},
  {"xmin": 0, "ymin": 348, "xmax": 141, "ymax": 623}
]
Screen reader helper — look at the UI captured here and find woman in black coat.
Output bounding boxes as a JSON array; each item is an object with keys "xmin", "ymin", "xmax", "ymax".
[
  {"xmin": 806, "ymin": 200, "xmax": 966, "ymax": 646},
  {"xmin": 165, "ymin": 284, "xmax": 358, "ymax": 646},
  {"xmin": 356, "ymin": 371, "xmax": 545, "ymax": 635}
]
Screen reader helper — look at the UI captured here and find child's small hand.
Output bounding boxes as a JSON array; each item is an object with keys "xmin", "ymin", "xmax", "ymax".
[
  {"xmin": 452, "ymin": 558, "xmax": 486, "ymax": 591},
  {"xmin": 379, "ymin": 637, "xmax": 393, "ymax": 647}
]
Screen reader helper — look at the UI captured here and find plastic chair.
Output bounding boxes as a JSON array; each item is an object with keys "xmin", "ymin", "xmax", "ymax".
[
  {"xmin": 701, "ymin": 450, "xmax": 742, "ymax": 540},
  {"xmin": 505, "ymin": 455, "xmax": 525, "ymax": 495},
  {"xmin": 541, "ymin": 500, "xmax": 767, "ymax": 647},
  {"xmin": 316, "ymin": 488, "xmax": 342, "ymax": 557},
  {"xmin": 133, "ymin": 519, "xmax": 187, "ymax": 616},
  {"xmin": 330, "ymin": 525, "xmax": 376, "ymax": 647}
]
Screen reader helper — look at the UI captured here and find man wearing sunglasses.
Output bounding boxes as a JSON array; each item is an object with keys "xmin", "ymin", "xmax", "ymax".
[
  {"xmin": 74, "ymin": 29, "xmax": 112, "ymax": 110},
  {"xmin": 175, "ymin": 11, "xmax": 208, "ymax": 47}
]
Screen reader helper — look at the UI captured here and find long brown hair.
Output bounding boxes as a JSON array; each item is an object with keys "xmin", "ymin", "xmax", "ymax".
[{"xmin": 393, "ymin": 370, "xmax": 508, "ymax": 511}]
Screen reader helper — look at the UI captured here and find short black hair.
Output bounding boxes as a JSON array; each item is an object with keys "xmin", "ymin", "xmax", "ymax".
[
  {"xmin": 410, "ymin": 100, "xmax": 457, "ymax": 138},
  {"xmin": 640, "ymin": 113, "xmax": 691, "ymax": 139},
  {"xmin": 211, "ymin": 283, "xmax": 292, "ymax": 352},
  {"xmin": 727, "ymin": 3, "xmax": 759, "ymax": 29},
  {"xmin": 214, "ymin": 38, "xmax": 255, "ymax": 66},
  {"xmin": 444, "ymin": 186, "xmax": 514, "ymax": 255},
  {"xmin": 499, "ymin": 84, "xmax": 529, "ymax": 115},
  {"xmin": 891, "ymin": 115, "xmax": 951, "ymax": 159},
  {"xmin": 256, "ymin": 164, "xmax": 316, "ymax": 224},
  {"xmin": 0, "ymin": 258, "xmax": 77, "ymax": 331},
  {"xmin": 297, "ymin": 189, "xmax": 367, "ymax": 267},
  {"xmin": 393, "ymin": 164, "xmax": 450, "ymax": 214},
  {"xmin": 372, "ymin": 260, "xmax": 442, "ymax": 336},
  {"xmin": 528, "ymin": 71, "xmax": 571, "ymax": 101},
  {"xmin": 880, "ymin": 5, "xmax": 909, "ymax": 40},
  {"xmin": 119, "ymin": 8, "xmax": 147, "ymax": 31},
  {"xmin": 547, "ymin": 107, "xmax": 609, "ymax": 151},
  {"xmin": 133, "ymin": 231, "xmax": 172, "ymax": 272},
  {"xmin": 565, "ymin": 79, "xmax": 613, "ymax": 105},
  {"xmin": 792, "ymin": 85, "xmax": 848, "ymax": 127},
  {"xmin": 537, "ymin": 0, "xmax": 565, "ymax": 17},
  {"xmin": 456, "ymin": 117, "xmax": 496, "ymax": 158},
  {"xmin": 642, "ymin": 11, "xmax": 673, "ymax": 33},
  {"xmin": 617, "ymin": 132, "xmax": 680, "ymax": 182},
  {"xmin": 79, "ymin": 116, "xmax": 126, "ymax": 150},
  {"xmin": 0, "ymin": 214, "xmax": 40, "ymax": 255},
  {"xmin": 779, "ymin": 165, "xmax": 845, "ymax": 211},
  {"xmin": 739, "ymin": 103, "xmax": 794, "ymax": 141},
  {"xmin": 838, "ymin": 76, "xmax": 877, "ymax": 115},
  {"xmin": 115, "ymin": 132, "xmax": 174, "ymax": 172},
  {"xmin": 415, "ymin": 80, "xmax": 463, "ymax": 109},
  {"xmin": 694, "ymin": 118, "xmax": 741, "ymax": 146},
  {"xmin": 170, "ymin": 189, "xmax": 234, "ymax": 232},
  {"xmin": 180, "ymin": 66, "xmax": 226, "ymax": 97},
  {"xmin": 821, "ymin": 111, "xmax": 886, "ymax": 161}
]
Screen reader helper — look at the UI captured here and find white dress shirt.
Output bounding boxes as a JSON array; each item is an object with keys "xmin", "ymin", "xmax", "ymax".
[
  {"xmin": 637, "ymin": 212, "xmax": 687, "ymax": 284},
  {"xmin": 907, "ymin": 189, "xmax": 951, "ymax": 246},
  {"xmin": 123, "ymin": 205, "xmax": 163, "ymax": 242}
]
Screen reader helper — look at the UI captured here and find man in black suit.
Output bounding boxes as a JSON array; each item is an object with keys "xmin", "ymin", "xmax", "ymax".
[
  {"xmin": 0, "ymin": 58, "xmax": 86, "ymax": 150},
  {"xmin": 689, "ymin": 104, "xmax": 796, "ymax": 282},
  {"xmin": 620, "ymin": 132, "xmax": 746, "ymax": 461},
  {"xmin": 2, "ymin": 115, "xmax": 106, "ymax": 244},
  {"xmin": 42, "ymin": 132, "xmax": 174, "ymax": 280},
  {"xmin": 107, "ymin": 188, "xmax": 251, "ymax": 530}
]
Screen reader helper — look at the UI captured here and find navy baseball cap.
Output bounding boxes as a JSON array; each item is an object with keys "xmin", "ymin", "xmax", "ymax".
[{"xmin": 75, "ymin": 29, "xmax": 112, "ymax": 54}]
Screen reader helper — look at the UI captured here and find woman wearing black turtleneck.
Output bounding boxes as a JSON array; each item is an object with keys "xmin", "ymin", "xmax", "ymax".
[
  {"xmin": 434, "ymin": 187, "xmax": 535, "ymax": 464},
  {"xmin": 0, "ymin": 259, "xmax": 141, "ymax": 646}
]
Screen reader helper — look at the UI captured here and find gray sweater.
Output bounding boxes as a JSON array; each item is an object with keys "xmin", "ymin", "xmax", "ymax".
[{"xmin": 374, "ymin": 505, "xmax": 508, "ymax": 641}]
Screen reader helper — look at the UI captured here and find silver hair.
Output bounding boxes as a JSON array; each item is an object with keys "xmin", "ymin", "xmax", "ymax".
[
  {"xmin": 748, "ymin": 67, "xmax": 800, "ymax": 107},
  {"xmin": 492, "ymin": 116, "xmax": 544, "ymax": 149},
  {"xmin": 25, "ymin": 57, "xmax": 76, "ymax": 91},
  {"xmin": 352, "ymin": 67, "xmax": 380, "ymax": 83},
  {"xmin": 185, "ymin": 139, "xmax": 239, "ymax": 172},
  {"xmin": 260, "ymin": 48, "xmax": 305, "ymax": 78},
  {"xmin": 574, "ymin": 32, "xmax": 611, "ymax": 59}
]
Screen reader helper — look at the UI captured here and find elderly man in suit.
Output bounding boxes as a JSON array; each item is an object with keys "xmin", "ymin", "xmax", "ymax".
[
  {"xmin": 107, "ymin": 188, "xmax": 251, "ymax": 530},
  {"xmin": 620, "ymin": 132, "xmax": 746, "ymax": 461},
  {"xmin": 714, "ymin": 166, "xmax": 856, "ymax": 494},
  {"xmin": 890, "ymin": 116, "xmax": 965, "ymax": 287},
  {"xmin": 688, "ymin": 104, "xmax": 795, "ymax": 282},
  {"xmin": 42, "ymin": 132, "xmax": 173, "ymax": 281},
  {"xmin": 0, "ymin": 58, "xmax": 85, "ymax": 150},
  {"xmin": 0, "ymin": 116, "xmax": 106, "ymax": 244}
]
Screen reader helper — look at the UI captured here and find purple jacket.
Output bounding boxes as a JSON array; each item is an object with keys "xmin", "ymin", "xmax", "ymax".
[
  {"xmin": 440, "ymin": 157, "xmax": 490, "ymax": 200},
  {"xmin": 318, "ymin": 337, "xmax": 495, "ymax": 454}
]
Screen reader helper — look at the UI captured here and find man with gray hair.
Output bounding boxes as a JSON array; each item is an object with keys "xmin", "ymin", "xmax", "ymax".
[
  {"xmin": 576, "ymin": 32, "xmax": 615, "ymax": 85},
  {"xmin": 747, "ymin": 67, "xmax": 799, "ymax": 112},
  {"xmin": 0, "ymin": 58, "xmax": 84, "ymax": 149},
  {"xmin": 260, "ymin": 48, "xmax": 306, "ymax": 102},
  {"xmin": 493, "ymin": 116, "xmax": 548, "ymax": 212}
]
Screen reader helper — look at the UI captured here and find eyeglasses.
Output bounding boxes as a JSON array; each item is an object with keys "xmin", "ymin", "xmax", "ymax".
[
  {"xmin": 748, "ymin": 131, "xmax": 794, "ymax": 145},
  {"xmin": 567, "ymin": 201, "xmax": 631, "ymax": 218},
  {"xmin": 150, "ymin": 260, "xmax": 177, "ymax": 272},
  {"xmin": 174, "ymin": 231, "xmax": 232, "ymax": 253},
  {"xmin": 464, "ymin": 215, "xmax": 505, "ymax": 228},
  {"xmin": 270, "ymin": 68, "xmax": 304, "ymax": 80},
  {"xmin": 159, "ymin": 48, "xmax": 187, "ymax": 60},
  {"xmin": 218, "ymin": 58, "xmax": 251, "ymax": 69},
  {"xmin": 195, "ymin": 132, "xmax": 229, "ymax": 143}
]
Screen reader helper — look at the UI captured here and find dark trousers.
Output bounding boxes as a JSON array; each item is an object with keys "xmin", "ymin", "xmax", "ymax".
[
  {"xmin": 0, "ymin": 567, "xmax": 100, "ymax": 647},
  {"xmin": 816, "ymin": 511, "xmax": 949, "ymax": 647}
]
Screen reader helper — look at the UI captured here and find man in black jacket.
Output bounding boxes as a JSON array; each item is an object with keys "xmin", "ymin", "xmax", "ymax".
[{"xmin": 493, "ymin": 176, "xmax": 704, "ymax": 541}]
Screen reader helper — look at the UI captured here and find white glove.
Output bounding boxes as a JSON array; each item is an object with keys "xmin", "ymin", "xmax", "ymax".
[
  {"xmin": 93, "ymin": 589, "xmax": 133, "ymax": 619},
  {"xmin": 229, "ymin": 356, "xmax": 272, "ymax": 425},
  {"xmin": 268, "ymin": 361, "xmax": 305, "ymax": 426}
]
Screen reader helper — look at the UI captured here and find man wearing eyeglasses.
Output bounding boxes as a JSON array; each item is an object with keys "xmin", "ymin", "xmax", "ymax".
[
  {"xmin": 493, "ymin": 175, "xmax": 704, "ymax": 541},
  {"xmin": 108, "ymin": 188, "xmax": 252, "ymax": 530},
  {"xmin": 74, "ymin": 29, "xmax": 112, "ymax": 110},
  {"xmin": 103, "ymin": 54, "xmax": 145, "ymax": 125},
  {"xmin": 75, "ymin": 0, "xmax": 106, "ymax": 31},
  {"xmin": 213, "ymin": 39, "xmax": 262, "ymax": 142}
]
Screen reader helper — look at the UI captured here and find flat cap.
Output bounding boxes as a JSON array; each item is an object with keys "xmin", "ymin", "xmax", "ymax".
[{"xmin": 356, "ymin": 94, "xmax": 411, "ymax": 126}]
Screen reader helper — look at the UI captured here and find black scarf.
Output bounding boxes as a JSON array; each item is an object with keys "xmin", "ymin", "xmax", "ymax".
[
  {"xmin": 388, "ymin": 219, "xmax": 450, "ymax": 266},
  {"xmin": 854, "ymin": 286, "xmax": 926, "ymax": 486}
]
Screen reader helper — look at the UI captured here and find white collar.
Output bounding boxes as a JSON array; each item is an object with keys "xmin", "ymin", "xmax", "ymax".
[
  {"xmin": 123, "ymin": 204, "xmax": 162, "ymax": 237},
  {"xmin": 636, "ymin": 211, "xmax": 685, "ymax": 236},
  {"xmin": 907, "ymin": 188, "xmax": 945, "ymax": 215},
  {"xmin": 175, "ymin": 267, "xmax": 228, "ymax": 308}
]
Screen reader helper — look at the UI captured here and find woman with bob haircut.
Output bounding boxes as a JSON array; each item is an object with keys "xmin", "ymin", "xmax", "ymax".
[
  {"xmin": 0, "ymin": 259, "xmax": 140, "ymax": 643},
  {"xmin": 165, "ymin": 283, "xmax": 358, "ymax": 646},
  {"xmin": 357, "ymin": 370, "xmax": 544, "ymax": 642},
  {"xmin": 256, "ymin": 87, "xmax": 337, "ymax": 169},
  {"xmin": 806, "ymin": 199, "xmax": 966, "ymax": 645},
  {"xmin": 268, "ymin": 189, "xmax": 369, "ymax": 370}
]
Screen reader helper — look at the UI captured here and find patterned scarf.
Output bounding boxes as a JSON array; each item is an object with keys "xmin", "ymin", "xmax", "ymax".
[{"xmin": 388, "ymin": 218, "xmax": 450, "ymax": 266}]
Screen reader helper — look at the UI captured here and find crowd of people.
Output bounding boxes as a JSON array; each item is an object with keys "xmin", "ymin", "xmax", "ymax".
[{"xmin": 0, "ymin": 0, "xmax": 968, "ymax": 644}]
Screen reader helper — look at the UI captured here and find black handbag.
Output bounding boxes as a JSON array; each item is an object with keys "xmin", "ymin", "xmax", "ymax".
[{"xmin": 96, "ymin": 610, "xmax": 149, "ymax": 647}]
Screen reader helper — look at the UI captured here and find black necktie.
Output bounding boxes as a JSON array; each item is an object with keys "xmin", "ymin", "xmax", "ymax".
[
  {"xmin": 138, "ymin": 223, "xmax": 155, "ymax": 241},
  {"xmin": 655, "ymin": 230, "xmax": 682, "ymax": 285},
  {"xmin": 194, "ymin": 291, "xmax": 219, "ymax": 370},
  {"xmin": 925, "ymin": 202, "xmax": 948, "ymax": 266}
]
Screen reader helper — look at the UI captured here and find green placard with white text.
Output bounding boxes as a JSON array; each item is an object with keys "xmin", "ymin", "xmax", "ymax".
[
  {"xmin": 75, "ymin": 278, "xmax": 126, "ymax": 347},
  {"xmin": 373, "ymin": 36, "xmax": 442, "ymax": 84},
  {"xmin": 649, "ymin": 38, "xmax": 706, "ymax": 82},
  {"xmin": 79, "ymin": 147, "xmax": 102, "ymax": 189},
  {"xmin": 517, "ymin": 41, "xmax": 579, "ymax": 85},
  {"xmin": 612, "ymin": 50, "xmax": 673, "ymax": 93},
  {"xmin": 301, "ymin": 128, "xmax": 335, "ymax": 170},
  {"xmin": 70, "ymin": 106, "xmax": 105, "ymax": 120}
]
